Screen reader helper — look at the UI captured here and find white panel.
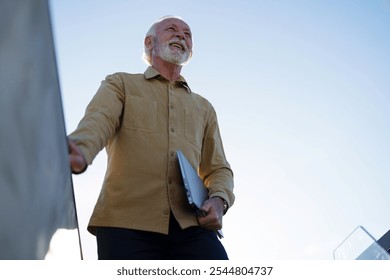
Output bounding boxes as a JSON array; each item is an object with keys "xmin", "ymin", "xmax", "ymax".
[{"xmin": 0, "ymin": 0, "xmax": 81, "ymax": 259}]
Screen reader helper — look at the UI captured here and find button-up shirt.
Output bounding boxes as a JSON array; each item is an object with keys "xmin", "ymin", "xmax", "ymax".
[{"xmin": 69, "ymin": 67, "xmax": 234, "ymax": 235}]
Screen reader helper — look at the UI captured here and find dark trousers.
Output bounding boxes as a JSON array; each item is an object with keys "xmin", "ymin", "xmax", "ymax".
[{"xmin": 95, "ymin": 215, "xmax": 228, "ymax": 260}]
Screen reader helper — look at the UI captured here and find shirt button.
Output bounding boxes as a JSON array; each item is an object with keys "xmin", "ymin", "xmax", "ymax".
[
  {"xmin": 168, "ymin": 178, "xmax": 172, "ymax": 184},
  {"xmin": 170, "ymin": 127, "xmax": 175, "ymax": 133},
  {"xmin": 170, "ymin": 151, "xmax": 175, "ymax": 157},
  {"xmin": 163, "ymin": 209, "xmax": 169, "ymax": 215},
  {"xmin": 170, "ymin": 104, "xmax": 174, "ymax": 110}
]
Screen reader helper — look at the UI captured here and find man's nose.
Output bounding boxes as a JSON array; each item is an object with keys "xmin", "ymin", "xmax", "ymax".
[{"xmin": 175, "ymin": 30, "xmax": 185, "ymax": 40}]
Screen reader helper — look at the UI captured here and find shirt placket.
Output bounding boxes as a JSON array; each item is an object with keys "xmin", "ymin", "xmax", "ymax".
[{"xmin": 166, "ymin": 81, "xmax": 177, "ymax": 212}]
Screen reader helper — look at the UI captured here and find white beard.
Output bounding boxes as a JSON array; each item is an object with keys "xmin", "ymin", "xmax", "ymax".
[{"xmin": 154, "ymin": 39, "xmax": 191, "ymax": 66}]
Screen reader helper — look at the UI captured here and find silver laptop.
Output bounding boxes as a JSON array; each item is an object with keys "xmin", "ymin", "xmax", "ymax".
[
  {"xmin": 177, "ymin": 150, "xmax": 224, "ymax": 238},
  {"xmin": 177, "ymin": 150, "xmax": 208, "ymax": 215}
]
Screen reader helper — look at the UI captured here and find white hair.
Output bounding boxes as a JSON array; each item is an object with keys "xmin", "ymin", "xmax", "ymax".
[{"xmin": 142, "ymin": 15, "xmax": 190, "ymax": 65}]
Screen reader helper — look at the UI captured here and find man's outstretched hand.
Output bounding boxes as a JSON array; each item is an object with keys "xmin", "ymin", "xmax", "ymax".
[{"xmin": 68, "ymin": 139, "xmax": 87, "ymax": 174}]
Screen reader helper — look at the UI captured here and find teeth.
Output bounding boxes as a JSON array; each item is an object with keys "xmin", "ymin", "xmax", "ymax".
[{"xmin": 170, "ymin": 43, "xmax": 183, "ymax": 50}]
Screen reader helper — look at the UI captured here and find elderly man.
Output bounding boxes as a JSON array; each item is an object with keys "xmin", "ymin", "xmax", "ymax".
[{"xmin": 68, "ymin": 15, "xmax": 235, "ymax": 260}]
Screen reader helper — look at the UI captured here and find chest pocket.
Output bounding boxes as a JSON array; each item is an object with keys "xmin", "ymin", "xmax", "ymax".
[
  {"xmin": 122, "ymin": 96, "xmax": 157, "ymax": 132},
  {"xmin": 184, "ymin": 108, "xmax": 206, "ymax": 151}
]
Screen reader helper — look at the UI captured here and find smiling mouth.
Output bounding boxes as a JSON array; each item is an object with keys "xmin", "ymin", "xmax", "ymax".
[{"xmin": 169, "ymin": 42, "xmax": 184, "ymax": 51}]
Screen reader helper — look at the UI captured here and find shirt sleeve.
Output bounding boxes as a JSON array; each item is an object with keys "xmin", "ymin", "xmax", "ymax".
[
  {"xmin": 68, "ymin": 73, "xmax": 125, "ymax": 165},
  {"xmin": 199, "ymin": 106, "xmax": 235, "ymax": 209}
]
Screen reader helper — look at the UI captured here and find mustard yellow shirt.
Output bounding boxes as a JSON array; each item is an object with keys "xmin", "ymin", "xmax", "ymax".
[{"xmin": 69, "ymin": 67, "xmax": 234, "ymax": 235}]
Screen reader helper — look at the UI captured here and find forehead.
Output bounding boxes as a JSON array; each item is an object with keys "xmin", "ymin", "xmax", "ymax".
[{"xmin": 156, "ymin": 18, "xmax": 191, "ymax": 32}]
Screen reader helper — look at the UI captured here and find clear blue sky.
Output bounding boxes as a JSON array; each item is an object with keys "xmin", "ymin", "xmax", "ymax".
[{"xmin": 50, "ymin": 0, "xmax": 390, "ymax": 259}]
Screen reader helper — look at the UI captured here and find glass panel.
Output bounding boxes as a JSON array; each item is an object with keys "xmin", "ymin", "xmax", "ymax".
[
  {"xmin": 333, "ymin": 226, "xmax": 390, "ymax": 260},
  {"xmin": 0, "ymin": 0, "xmax": 81, "ymax": 259}
]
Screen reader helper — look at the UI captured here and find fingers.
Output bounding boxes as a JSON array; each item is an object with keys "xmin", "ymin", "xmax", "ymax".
[
  {"xmin": 197, "ymin": 198, "xmax": 223, "ymax": 230},
  {"xmin": 197, "ymin": 214, "xmax": 222, "ymax": 230},
  {"xmin": 67, "ymin": 139, "xmax": 87, "ymax": 174}
]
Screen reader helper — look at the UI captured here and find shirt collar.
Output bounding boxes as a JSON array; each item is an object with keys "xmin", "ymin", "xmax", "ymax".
[{"xmin": 144, "ymin": 66, "xmax": 192, "ymax": 93}]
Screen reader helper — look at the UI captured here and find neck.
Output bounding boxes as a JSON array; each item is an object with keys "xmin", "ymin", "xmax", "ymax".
[{"xmin": 151, "ymin": 56, "xmax": 182, "ymax": 81}]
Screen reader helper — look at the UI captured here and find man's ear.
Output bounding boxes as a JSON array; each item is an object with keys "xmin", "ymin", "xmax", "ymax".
[{"xmin": 144, "ymin": 36, "xmax": 153, "ymax": 51}]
